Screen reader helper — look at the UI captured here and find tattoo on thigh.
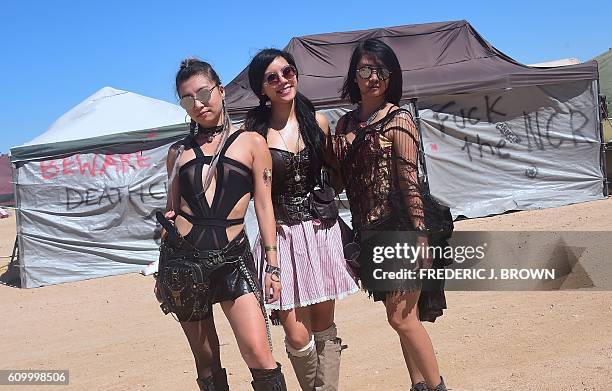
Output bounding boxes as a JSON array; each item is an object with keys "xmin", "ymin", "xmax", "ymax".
[{"xmin": 263, "ymin": 168, "xmax": 272, "ymax": 186}]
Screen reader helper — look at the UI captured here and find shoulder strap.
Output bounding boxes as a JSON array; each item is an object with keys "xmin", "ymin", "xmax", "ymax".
[
  {"xmin": 220, "ymin": 129, "xmax": 244, "ymax": 156},
  {"xmin": 190, "ymin": 136, "xmax": 205, "ymax": 158},
  {"xmin": 167, "ymin": 142, "xmax": 186, "ymax": 212},
  {"xmin": 409, "ymin": 99, "xmax": 431, "ymax": 196}
]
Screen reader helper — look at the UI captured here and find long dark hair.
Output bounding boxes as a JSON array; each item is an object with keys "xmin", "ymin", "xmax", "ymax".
[
  {"xmin": 341, "ymin": 38, "xmax": 403, "ymax": 105},
  {"xmin": 244, "ymin": 49, "xmax": 324, "ymax": 183}
]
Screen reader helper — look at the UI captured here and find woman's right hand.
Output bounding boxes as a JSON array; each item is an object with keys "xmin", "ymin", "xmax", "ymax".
[
  {"xmin": 264, "ymin": 273, "xmax": 281, "ymax": 304},
  {"xmin": 160, "ymin": 210, "xmax": 176, "ymax": 240}
]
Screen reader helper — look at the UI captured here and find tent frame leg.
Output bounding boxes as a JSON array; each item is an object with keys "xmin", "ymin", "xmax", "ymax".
[{"xmin": 9, "ymin": 237, "xmax": 18, "ymax": 265}]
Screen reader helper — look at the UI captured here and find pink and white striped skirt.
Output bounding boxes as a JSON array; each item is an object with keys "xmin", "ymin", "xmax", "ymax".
[{"xmin": 252, "ymin": 219, "xmax": 359, "ymax": 311}]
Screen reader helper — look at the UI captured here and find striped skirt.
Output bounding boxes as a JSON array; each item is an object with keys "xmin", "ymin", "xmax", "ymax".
[{"xmin": 252, "ymin": 219, "xmax": 359, "ymax": 311}]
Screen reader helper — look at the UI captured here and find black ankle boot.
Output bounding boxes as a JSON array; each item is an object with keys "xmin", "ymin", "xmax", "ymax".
[
  {"xmin": 249, "ymin": 362, "xmax": 287, "ymax": 391},
  {"xmin": 431, "ymin": 376, "xmax": 447, "ymax": 391},
  {"xmin": 196, "ymin": 368, "xmax": 229, "ymax": 391},
  {"xmin": 410, "ymin": 381, "xmax": 428, "ymax": 391}
]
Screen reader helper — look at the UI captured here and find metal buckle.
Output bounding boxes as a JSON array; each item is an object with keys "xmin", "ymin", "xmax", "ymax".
[{"xmin": 171, "ymin": 290, "xmax": 182, "ymax": 306}]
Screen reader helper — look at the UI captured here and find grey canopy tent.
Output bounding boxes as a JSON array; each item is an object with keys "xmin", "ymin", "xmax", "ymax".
[
  {"xmin": 226, "ymin": 20, "xmax": 606, "ymax": 218},
  {"xmin": 10, "ymin": 87, "xmax": 189, "ymax": 288}
]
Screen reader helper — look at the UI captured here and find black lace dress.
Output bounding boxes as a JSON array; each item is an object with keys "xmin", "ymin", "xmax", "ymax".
[{"xmin": 334, "ymin": 108, "xmax": 446, "ymax": 322}]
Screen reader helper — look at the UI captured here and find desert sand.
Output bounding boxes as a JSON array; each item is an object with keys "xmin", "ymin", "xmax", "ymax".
[{"xmin": 1, "ymin": 198, "xmax": 612, "ymax": 390}]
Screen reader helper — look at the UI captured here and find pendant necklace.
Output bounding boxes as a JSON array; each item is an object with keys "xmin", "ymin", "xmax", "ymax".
[
  {"xmin": 357, "ymin": 102, "xmax": 387, "ymax": 128},
  {"xmin": 276, "ymin": 126, "xmax": 303, "ymax": 183}
]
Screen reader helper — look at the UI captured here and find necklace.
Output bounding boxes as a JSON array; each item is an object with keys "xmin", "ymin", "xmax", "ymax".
[
  {"xmin": 275, "ymin": 127, "xmax": 303, "ymax": 182},
  {"xmin": 357, "ymin": 102, "xmax": 387, "ymax": 128}
]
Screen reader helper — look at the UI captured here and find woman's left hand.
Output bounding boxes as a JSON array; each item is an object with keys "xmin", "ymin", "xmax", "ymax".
[{"xmin": 264, "ymin": 273, "xmax": 281, "ymax": 304}]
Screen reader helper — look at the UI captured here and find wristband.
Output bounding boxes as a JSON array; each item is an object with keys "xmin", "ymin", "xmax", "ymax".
[
  {"xmin": 264, "ymin": 245, "xmax": 277, "ymax": 252},
  {"xmin": 265, "ymin": 264, "xmax": 281, "ymax": 281}
]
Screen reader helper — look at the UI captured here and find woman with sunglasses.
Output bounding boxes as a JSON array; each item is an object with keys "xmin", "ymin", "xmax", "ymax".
[
  {"xmin": 332, "ymin": 39, "xmax": 448, "ymax": 391},
  {"xmin": 155, "ymin": 58, "xmax": 288, "ymax": 390},
  {"xmin": 244, "ymin": 49, "xmax": 358, "ymax": 391}
]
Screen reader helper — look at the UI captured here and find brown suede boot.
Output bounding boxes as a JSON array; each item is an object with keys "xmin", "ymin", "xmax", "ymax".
[
  {"xmin": 196, "ymin": 368, "xmax": 229, "ymax": 390},
  {"xmin": 286, "ymin": 336, "xmax": 318, "ymax": 390},
  {"xmin": 313, "ymin": 323, "xmax": 344, "ymax": 391},
  {"xmin": 250, "ymin": 362, "xmax": 287, "ymax": 391}
]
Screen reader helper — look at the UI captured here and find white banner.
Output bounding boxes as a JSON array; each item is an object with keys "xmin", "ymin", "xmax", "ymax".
[{"xmin": 16, "ymin": 144, "xmax": 170, "ymax": 288}]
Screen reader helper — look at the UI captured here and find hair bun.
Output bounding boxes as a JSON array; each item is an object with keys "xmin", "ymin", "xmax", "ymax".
[{"xmin": 179, "ymin": 57, "xmax": 202, "ymax": 70}]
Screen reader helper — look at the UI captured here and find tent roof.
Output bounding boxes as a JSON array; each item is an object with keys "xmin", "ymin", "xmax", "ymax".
[
  {"xmin": 226, "ymin": 20, "xmax": 598, "ymax": 117},
  {"xmin": 528, "ymin": 58, "xmax": 581, "ymax": 67},
  {"xmin": 11, "ymin": 87, "xmax": 188, "ymax": 162},
  {"xmin": 23, "ymin": 87, "xmax": 185, "ymax": 146},
  {"xmin": 593, "ymin": 48, "xmax": 612, "ymax": 116}
]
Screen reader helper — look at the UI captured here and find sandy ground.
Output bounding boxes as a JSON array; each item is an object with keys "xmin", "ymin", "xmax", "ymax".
[{"xmin": 1, "ymin": 199, "xmax": 612, "ymax": 391}]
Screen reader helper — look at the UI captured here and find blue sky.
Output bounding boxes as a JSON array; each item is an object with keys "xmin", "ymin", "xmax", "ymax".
[{"xmin": 1, "ymin": 0, "xmax": 610, "ymax": 154}]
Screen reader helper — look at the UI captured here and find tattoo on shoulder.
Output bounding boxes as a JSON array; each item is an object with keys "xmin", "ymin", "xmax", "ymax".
[{"xmin": 263, "ymin": 168, "xmax": 272, "ymax": 186}]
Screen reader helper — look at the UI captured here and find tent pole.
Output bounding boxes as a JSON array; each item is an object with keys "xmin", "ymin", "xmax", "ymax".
[
  {"xmin": 9, "ymin": 237, "xmax": 18, "ymax": 264},
  {"xmin": 410, "ymin": 98, "xmax": 431, "ymax": 194},
  {"xmin": 11, "ymin": 160, "xmax": 25, "ymax": 288}
]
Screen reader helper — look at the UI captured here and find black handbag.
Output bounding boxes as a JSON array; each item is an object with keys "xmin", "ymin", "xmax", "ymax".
[
  {"xmin": 310, "ymin": 170, "xmax": 339, "ymax": 223},
  {"xmin": 157, "ymin": 248, "xmax": 212, "ymax": 321}
]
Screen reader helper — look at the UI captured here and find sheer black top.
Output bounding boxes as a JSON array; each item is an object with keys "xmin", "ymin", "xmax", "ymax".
[{"xmin": 334, "ymin": 108, "xmax": 425, "ymax": 233}]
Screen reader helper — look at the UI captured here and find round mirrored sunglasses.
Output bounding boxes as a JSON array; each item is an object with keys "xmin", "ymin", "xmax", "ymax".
[
  {"xmin": 179, "ymin": 85, "xmax": 218, "ymax": 110},
  {"xmin": 357, "ymin": 66, "xmax": 391, "ymax": 81},
  {"xmin": 264, "ymin": 64, "xmax": 297, "ymax": 86}
]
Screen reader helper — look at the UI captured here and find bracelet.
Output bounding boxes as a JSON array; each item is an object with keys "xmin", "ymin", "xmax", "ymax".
[
  {"xmin": 265, "ymin": 264, "xmax": 281, "ymax": 281},
  {"xmin": 264, "ymin": 245, "xmax": 277, "ymax": 252}
]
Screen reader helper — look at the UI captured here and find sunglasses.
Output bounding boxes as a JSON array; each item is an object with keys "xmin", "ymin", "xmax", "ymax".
[
  {"xmin": 356, "ymin": 66, "xmax": 391, "ymax": 81},
  {"xmin": 263, "ymin": 64, "xmax": 297, "ymax": 86},
  {"xmin": 179, "ymin": 85, "xmax": 218, "ymax": 110}
]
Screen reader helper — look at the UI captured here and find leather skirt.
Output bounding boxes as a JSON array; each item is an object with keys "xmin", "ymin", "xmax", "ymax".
[{"xmin": 156, "ymin": 230, "xmax": 260, "ymax": 322}]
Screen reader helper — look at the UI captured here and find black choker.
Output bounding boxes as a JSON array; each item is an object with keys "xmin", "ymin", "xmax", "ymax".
[{"xmin": 194, "ymin": 125, "xmax": 224, "ymax": 142}]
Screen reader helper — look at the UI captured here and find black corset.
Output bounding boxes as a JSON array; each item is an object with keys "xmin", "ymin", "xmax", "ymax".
[{"xmin": 269, "ymin": 147, "xmax": 316, "ymax": 224}]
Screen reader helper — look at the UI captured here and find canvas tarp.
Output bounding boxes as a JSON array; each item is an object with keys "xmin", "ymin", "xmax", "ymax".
[
  {"xmin": 417, "ymin": 81, "xmax": 603, "ymax": 217},
  {"xmin": 11, "ymin": 87, "xmax": 189, "ymax": 287},
  {"xmin": 226, "ymin": 20, "xmax": 599, "ymax": 117},
  {"xmin": 593, "ymin": 49, "xmax": 611, "ymax": 118},
  {"xmin": 226, "ymin": 20, "xmax": 605, "ymax": 218}
]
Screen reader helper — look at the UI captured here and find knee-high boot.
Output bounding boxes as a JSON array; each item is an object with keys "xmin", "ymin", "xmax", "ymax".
[
  {"xmin": 286, "ymin": 336, "xmax": 318, "ymax": 390},
  {"xmin": 250, "ymin": 362, "xmax": 287, "ymax": 391},
  {"xmin": 313, "ymin": 323, "xmax": 344, "ymax": 391}
]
